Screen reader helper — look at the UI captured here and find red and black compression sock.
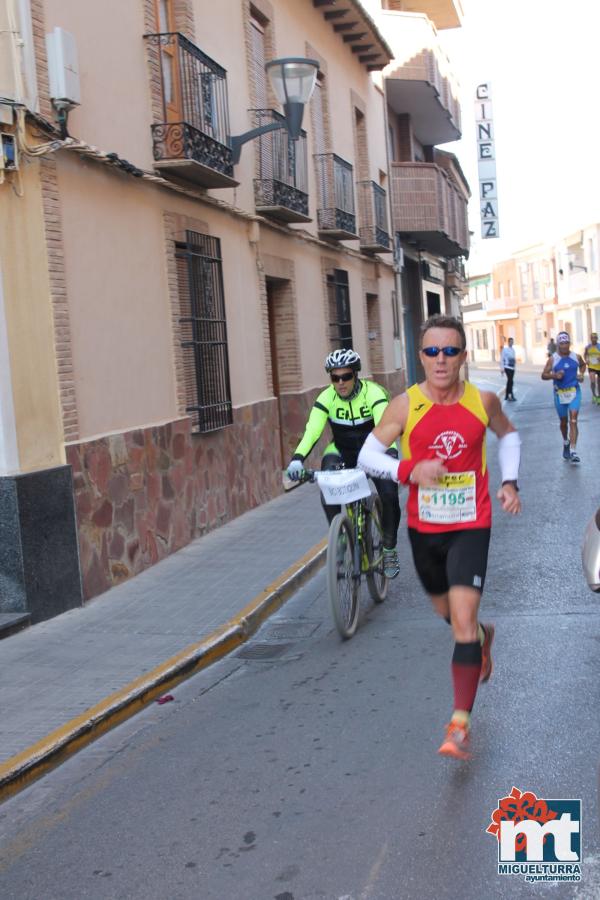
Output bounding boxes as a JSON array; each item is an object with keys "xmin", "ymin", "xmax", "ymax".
[{"xmin": 451, "ymin": 640, "xmax": 482, "ymax": 713}]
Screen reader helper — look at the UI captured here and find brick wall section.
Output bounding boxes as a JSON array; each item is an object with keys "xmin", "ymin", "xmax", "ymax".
[
  {"xmin": 163, "ymin": 211, "xmax": 211, "ymax": 417},
  {"xmin": 279, "ymin": 385, "xmax": 335, "ymax": 468},
  {"xmin": 373, "ymin": 369, "xmax": 405, "ymax": 398},
  {"xmin": 261, "ymin": 253, "xmax": 302, "ymax": 394},
  {"xmin": 321, "ymin": 256, "xmax": 338, "ymax": 346},
  {"xmin": 254, "ymin": 241, "xmax": 273, "ymax": 393},
  {"xmin": 30, "ymin": 0, "xmax": 52, "ymax": 120},
  {"xmin": 397, "ymin": 114, "xmax": 413, "ymax": 162},
  {"xmin": 306, "ymin": 43, "xmax": 331, "ymax": 149},
  {"xmin": 351, "ymin": 90, "xmax": 369, "ymax": 183},
  {"xmin": 243, "ymin": 0, "xmax": 278, "ymax": 111},
  {"xmin": 143, "ymin": 0, "xmax": 195, "ymax": 124},
  {"xmin": 174, "ymin": 0, "xmax": 195, "ymax": 38},
  {"xmin": 390, "ymin": 162, "xmax": 440, "ymax": 233},
  {"xmin": 67, "ymin": 402, "xmax": 282, "ymax": 600},
  {"xmin": 38, "ymin": 155, "xmax": 79, "ymax": 441},
  {"xmin": 365, "ymin": 290, "xmax": 384, "ymax": 374},
  {"xmin": 143, "ymin": 0, "xmax": 164, "ymax": 123},
  {"xmin": 143, "ymin": 0, "xmax": 194, "ymax": 37}
]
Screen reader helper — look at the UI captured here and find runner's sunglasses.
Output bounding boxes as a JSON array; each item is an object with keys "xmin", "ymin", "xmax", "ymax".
[
  {"xmin": 421, "ymin": 345, "xmax": 463, "ymax": 358},
  {"xmin": 330, "ymin": 372, "xmax": 355, "ymax": 382}
]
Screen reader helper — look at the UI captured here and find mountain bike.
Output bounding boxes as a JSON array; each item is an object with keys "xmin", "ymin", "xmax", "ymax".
[{"xmin": 301, "ymin": 467, "xmax": 388, "ymax": 639}]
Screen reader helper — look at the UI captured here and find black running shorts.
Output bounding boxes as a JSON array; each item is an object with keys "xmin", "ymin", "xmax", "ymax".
[{"xmin": 407, "ymin": 527, "xmax": 491, "ymax": 595}]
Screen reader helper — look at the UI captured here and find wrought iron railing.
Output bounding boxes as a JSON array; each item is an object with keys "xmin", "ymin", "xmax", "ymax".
[
  {"xmin": 357, "ymin": 180, "xmax": 390, "ymax": 250},
  {"xmin": 252, "ymin": 109, "xmax": 308, "ymax": 217},
  {"xmin": 145, "ymin": 32, "xmax": 233, "ymax": 178},
  {"xmin": 446, "ymin": 257, "xmax": 466, "ymax": 280},
  {"xmin": 314, "ymin": 153, "xmax": 357, "ymax": 235}
]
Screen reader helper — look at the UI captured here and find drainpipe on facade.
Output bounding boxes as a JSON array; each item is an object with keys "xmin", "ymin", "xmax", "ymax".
[
  {"xmin": 0, "ymin": 260, "xmax": 19, "ymax": 476},
  {"xmin": 382, "ymin": 96, "xmax": 408, "ymax": 380}
]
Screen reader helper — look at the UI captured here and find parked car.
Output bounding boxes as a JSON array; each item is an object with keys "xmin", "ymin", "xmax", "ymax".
[{"xmin": 582, "ymin": 508, "xmax": 600, "ymax": 592}]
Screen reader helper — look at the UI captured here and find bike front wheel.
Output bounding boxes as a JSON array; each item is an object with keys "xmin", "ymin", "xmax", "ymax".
[
  {"xmin": 327, "ymin": 513, "xmax": 359, "ymax": 639},
  {"xmin": 366, "ymin": 496, "xmax": 388, "ymax": 604}
]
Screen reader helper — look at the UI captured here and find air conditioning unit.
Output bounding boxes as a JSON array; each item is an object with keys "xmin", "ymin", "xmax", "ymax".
[{"xmin": 46, "ymin": 27, "xmax": 80, "ymax": 107}]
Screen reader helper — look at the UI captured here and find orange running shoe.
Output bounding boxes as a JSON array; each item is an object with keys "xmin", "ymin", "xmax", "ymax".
[
  {"xmin": 480, "ymin": 623, "xmax": 495, "ymax": 684},
  {"xmin": 438, "ymin": 721, "xmax": 472, "ymax": 760}
]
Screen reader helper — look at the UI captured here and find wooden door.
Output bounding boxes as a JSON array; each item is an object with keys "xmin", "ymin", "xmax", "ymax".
[{"xmin": 155, "ymin": 0, "xmax": 182, "ymax": 122}]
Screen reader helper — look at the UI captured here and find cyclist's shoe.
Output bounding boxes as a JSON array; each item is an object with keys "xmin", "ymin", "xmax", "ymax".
[
  {"xmin": 570, "ymin": 451, "xmax": 581, "ymax": 464},
  {"xmin": 383, "ymin": 548, "xmax": 400, "ymax": 579},
  {"xmin": 562, "ymin": 442, "xmax": 571, "ymax": 460},
  {"xmin": 479, "ymin": 623, "xmax": 495, "ymax": 683},
  {"xmin": 438, "ymin": 720, "xmax": 472, "ymax": 760}
]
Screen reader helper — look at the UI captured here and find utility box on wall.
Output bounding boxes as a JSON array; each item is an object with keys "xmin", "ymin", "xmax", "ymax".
[{"xmin": 46, "ymin": 27, "xmax": 80, "ymax": 106}]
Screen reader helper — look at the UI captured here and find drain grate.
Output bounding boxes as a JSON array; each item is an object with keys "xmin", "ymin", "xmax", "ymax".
[
  {"xmin": 265, "ymin": 620, "xmax": 321, "ymax": 640},
  {"xmin": 235, "ymin": 641, "xmax": 293, "ymax": 660}
]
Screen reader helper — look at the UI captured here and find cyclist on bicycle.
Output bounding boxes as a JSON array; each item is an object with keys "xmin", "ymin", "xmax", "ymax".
[{"xmin": 286, "ymin": 348, "xmax": 401, "ymax": 578}]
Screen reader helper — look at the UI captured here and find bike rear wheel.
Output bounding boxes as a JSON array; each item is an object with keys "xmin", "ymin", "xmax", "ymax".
[
  {"xmin": 327, "ymin": 513, "xmax": 359, "ymax": 639},
  {"xmin": 366, "ymin": 496, "xmax": 388, "ymax": 604}
]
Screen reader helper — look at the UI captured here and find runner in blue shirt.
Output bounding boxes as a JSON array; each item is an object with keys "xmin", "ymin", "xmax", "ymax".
[{"xmin": 541, "ymin": 331, "xmax": 586, "ymax": 463}]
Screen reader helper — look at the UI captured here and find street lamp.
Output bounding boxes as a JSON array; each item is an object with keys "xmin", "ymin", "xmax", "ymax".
[{"xmin": 229, "ymin": 57, "xmax": 319, "ymax": 164}]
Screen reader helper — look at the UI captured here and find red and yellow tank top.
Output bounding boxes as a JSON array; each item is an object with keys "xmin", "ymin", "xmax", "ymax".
[{"xmin": 401, "ymin": 382, "xmax": 491, "ymax": 533}]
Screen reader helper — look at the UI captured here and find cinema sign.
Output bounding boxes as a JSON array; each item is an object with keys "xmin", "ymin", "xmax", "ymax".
[{"xmin": 475, "ymin": 82, "xmax": 500, "ymax": 239}]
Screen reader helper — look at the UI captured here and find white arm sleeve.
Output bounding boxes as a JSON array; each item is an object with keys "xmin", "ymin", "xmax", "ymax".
[
  {"xmin": 357, "ymin": 432, "xmax": 399, "ymax": 482},
  {"xmin": 497, "ymin": 430, "xmax": 521, "ymax": 481}
]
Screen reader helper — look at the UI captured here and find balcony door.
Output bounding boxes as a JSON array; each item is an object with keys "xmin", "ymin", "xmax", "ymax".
[{"xmin": 155, "ymin": 0, "xmax": 182, "ymax": 122}]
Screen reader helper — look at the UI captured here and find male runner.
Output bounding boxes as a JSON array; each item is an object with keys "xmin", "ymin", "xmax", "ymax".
[
  {"xmin": 541, "ymin": 331, "xmax": 586, "ymax": 463},
  {"xmin": 287, "ymin": 349, "xmax": 401, "ymax": 578},
  {"xmin": 584, "ymin": 331, "xmax": 600, "ymax": 405},
  {"xmin": 357, "ymin": 315, "xmax": 521, "ymax": 760}
]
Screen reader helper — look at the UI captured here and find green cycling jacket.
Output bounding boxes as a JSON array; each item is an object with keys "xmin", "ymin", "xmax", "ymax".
[{"xmin": 292, "ymin": 379, "xmax": 390, "ymax": 462}]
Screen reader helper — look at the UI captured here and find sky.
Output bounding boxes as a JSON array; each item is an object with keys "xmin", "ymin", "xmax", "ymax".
[{"xmin": 438, "ymin": 0, "xmax": 600, "ymax": 274}]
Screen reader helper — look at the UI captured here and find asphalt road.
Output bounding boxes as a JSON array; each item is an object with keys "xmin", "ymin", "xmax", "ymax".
[{"xmin": 0, "ymin": 368, "xmax": 599, "ymax": 900}]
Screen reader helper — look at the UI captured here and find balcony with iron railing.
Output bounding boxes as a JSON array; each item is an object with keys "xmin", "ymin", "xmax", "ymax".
[
  {"xmin": 381, "ymin": 11, "xmax": 461, "ymax": 145},
  {"xmin": 357, "ymin": 181, "xmax": 391, "ymax": 253},
  {"xmin": 315, "ymin": 153, "xmax": 358, "ymax": 240},
  {"xmin": 390, "ymin": 162, "xmax": 469, "ymax": 258},
  {"xmin": 251, "ymin": 110, "xmax": 310, "ymax": 223},
  {"xmin": 446, "ymin": 256, "xmax": 466, "ymax": 288},
  {"xmin": 144, "ymin": 32, "xmax": 237, "ymax": 188}
]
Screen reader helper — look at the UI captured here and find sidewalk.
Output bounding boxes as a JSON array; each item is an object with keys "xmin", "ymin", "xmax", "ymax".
[{"xmin": 0, "ymin": 482, "xmax": 326, "ymax": 801}]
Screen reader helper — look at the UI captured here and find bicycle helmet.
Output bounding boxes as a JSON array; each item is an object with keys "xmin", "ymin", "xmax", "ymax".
[{"xmin": 324, "ymin": 348, "xmax": 361, "ymax": 373}]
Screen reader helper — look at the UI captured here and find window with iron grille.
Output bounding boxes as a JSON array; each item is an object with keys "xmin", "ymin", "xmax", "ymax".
[
  {"xmin": 327, "ymin": 269, "xmax": 353, "ymax": 349},
  {"xmin": 175, "ymin": 231, "xmax": 233, "ymax": 432}
]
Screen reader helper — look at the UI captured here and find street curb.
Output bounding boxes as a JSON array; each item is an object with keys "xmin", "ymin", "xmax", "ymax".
[{"xmin": 0, "ymin": 537, "xmax": 327, "ymax": 805}]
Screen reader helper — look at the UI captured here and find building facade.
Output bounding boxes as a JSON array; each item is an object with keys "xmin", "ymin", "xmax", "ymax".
[
  {"xmin": 462, "ymin": 272, "xmax": 496, "ymax": 363},
  {"xmin": 461, "ymin": 225, "xmax": 600, "ymax": 369},
  {"xmin": 0, "ymin": 0, "xmax": 467, "ymax": 623},
  {"xmin": 554, "ymin": 225, "xmax": 600, "ymax": 351},
  {"xmin": 370, "ymin": 0, "xmax": 469, "ymax": 382}
]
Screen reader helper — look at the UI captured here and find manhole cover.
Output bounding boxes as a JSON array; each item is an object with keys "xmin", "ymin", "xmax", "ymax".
[
  {"xmin": 235, "ymin": 642, "xmax": 293, "ymax": 660},
  {"xmin": 265, "ymin": 620, "xmax": 321, "ymax": 640}
]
